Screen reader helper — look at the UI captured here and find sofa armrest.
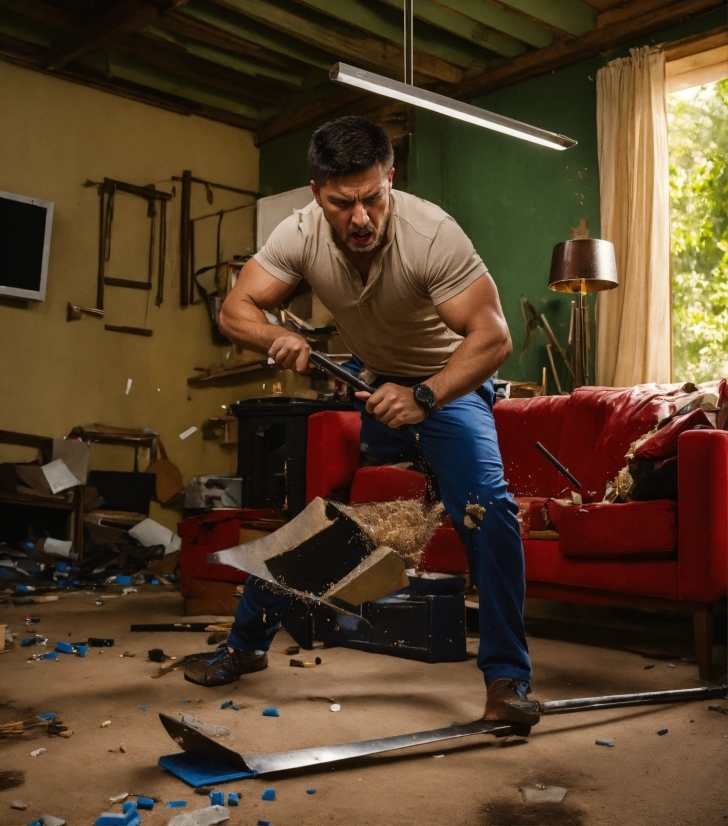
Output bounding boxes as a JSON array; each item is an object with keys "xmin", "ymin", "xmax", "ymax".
[
  {"xmin": 306, "ymin": 411, "xmax": 361, "ymax": 504},
  {"xmin": 678, "ymin": 429, "xmax": 728, "ymax": 601}
]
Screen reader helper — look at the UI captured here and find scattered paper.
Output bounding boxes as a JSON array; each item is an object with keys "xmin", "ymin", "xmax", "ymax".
[
  {"xmin": 126, "ymin": 378, "xmax": 132, "ymax": 395},
  {"xmin": 179, "ymin": 426, "xmax": 197, "ymax": 440},
  {"xmin": 52, "ymin": 439, "xmax": 89, "ymax": 485},
  {"xmin": 128, "ymin": 518, "xmax": 182, "ymax": 557},
  {"xmin": 43, "ymin": 538, "xmax": 73, "ymax": 558},
  {"xmin": 30, "ymin": 748, "xmax": 47, "ymax": 757},
  {"xmin": 42, "ymin": 459, "xmax": 81, "ymax": 494}
]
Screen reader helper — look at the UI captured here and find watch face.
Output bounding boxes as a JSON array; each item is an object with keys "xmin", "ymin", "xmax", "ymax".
[{"xmin": 414, "ymin": 384, "xmax": 436, "ymax": 410}]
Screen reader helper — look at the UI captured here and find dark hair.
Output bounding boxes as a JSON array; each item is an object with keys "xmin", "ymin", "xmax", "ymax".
[{"xmin": 308, "ymin": 116, "xmax": 394, "ymax": 186}]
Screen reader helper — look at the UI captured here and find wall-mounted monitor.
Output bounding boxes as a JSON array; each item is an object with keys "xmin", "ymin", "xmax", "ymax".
[{"xmin": 0, "ymin": 190, "xmax": 54, "ymax": 301}]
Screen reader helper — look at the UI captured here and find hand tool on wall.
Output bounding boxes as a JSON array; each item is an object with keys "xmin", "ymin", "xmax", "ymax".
[
  {"xmin": 159, "ymin": 683, "xmax": 726, "ymax": 782},
  {"xmin": 66, "ymin": 303, "xmax": 104, "ymax": 321}
]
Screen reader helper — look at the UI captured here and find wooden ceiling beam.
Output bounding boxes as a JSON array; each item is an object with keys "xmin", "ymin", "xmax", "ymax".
[
  {"xmin": 117, "ymin": 31, "xmax": 290, "ymax": 104},
  {"xmin": 210, "ymin": 0, "xmax": 463, "ymax": 83},
  {"xmin": 45, "ymin": 0, "xmax": 190, "ymax": 71},
  {"xmin": 454, "ymin": 0, "xmax": 727, "ymax": 99},
  {"xmin": 293, "ymin": 0, "xmax": 489, "ymax": 70},
  {"xmin": 377, "ymin": 0, "xmax": 527, "ymax": 58},
  {"xmin": 0, "ymin": 29, "xmax": 258, "ymax": 130},
  {"xmin": 148, "ymin": 23, "xmax": 310, "ymax": 86},
  {"xmin": 432, "ymin": 0, "xmax": 554, "ymax": 48},
  {"xmin": 171, "ymin": 2, "xmax": 324, "ymax": 70},
  {"xmin": 494, "ymin": 0, "xmax": 597, "ymax": 38}
]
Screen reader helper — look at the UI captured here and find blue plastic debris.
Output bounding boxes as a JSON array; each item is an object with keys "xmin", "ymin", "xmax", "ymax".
[
  {"xmin": 138, "ymin": 706, "xmax": 148, "ymax": 712},
  {"xmin": 708, "ymin": 705, "xmax": 723, "ymax": 712},
  {"xmin": 262, "ymin": 788, "xmax": 276, "ymax": 801},
  {"xmin": 116, "ymin": 575, "xmax": 132, "ymax": 586},
  {"xmin": 75, "ymin": 645, "xmax": 89, "ymax": 657},
  {"xmin": 231, "ymin": 703, "xmax": 240, "ymax": 711},
  {"xmin": 228, "ymin": 793, "xmax": 240, "ymax": 806},
  {"xmin": 258, "ymin": 821, "xmax": 272, "ymax": 826},
  {"xmin": 37, "ymin": 713, "xmax": 57, "ymax": 721},
  {"xmin": 181, "ymin": 700, "xmax": 190, "ymax": 704},
  {"xmin": 14, "ymin": 584, "xmax": 35, "ymax": 593},
  {"xmin": 306, "ymin": 788, "xmax": 316, "ymax": 795},
  {"xmin": 595, "ymin": 739, "xmax": 614, "ymax": 747},
  {"xmin": 151, "ymin": 578, "xmax": 160, "ymax": 585},
  {"xmin": 220, "ymin": 700, "xmax": 233, "ymax": 709},
  {"xmin": 166, "ymin": 801, "xmax": 187, "ymax": 808},
  {"xmin": 209, "ymin": 791, "xmax": 224, "ymax": 806},
  {"xmin": 94, "ymin": 800, "xmax": 140, "ymax": 826},
  {"xmin": 38, "ymin": 651, "xmax": 58, "ymax": 660},
  {"xmin": 262, "ymin": 707, "xmax": 280, "ymax": 717},
  {"xmin": 55, "ymin": 641, "xmax": 75, "ymax": 654},
  {"xmin": 136, "ymin": 797, "xmax": 154, "ymax": 810}
]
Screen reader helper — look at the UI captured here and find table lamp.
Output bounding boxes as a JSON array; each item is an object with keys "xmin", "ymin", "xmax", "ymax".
[{"xmin": 547, "ymin": 238, "xmax": 618, "ymax": 387}]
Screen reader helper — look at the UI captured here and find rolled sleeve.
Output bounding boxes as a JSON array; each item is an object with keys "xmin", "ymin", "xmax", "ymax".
[
  {"xmin": 253, "ymin": 212, "xmax": 305, "ymax": 286},
  {"xmin": 426, "ymin": 217, "xmax": 488, "ymax": 306}
]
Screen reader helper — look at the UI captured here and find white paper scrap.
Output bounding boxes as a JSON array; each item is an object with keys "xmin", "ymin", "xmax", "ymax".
[
  {"xmin": 128, "ymin": 518, "xmax": 182, "ymax": 557},
  {"xmin": 126, "ymin": 378, "xmax": 132, "ymax": 394},
  {"xmin": 43, "ymin": 538, "xmax": 73, "ymax": 558},
  {"xmin": 42, "ymin": 459, "xmax": 81, "ymax": 494},
  {"xmin": 179, "ymin": 426, "xmax": 197, "ymax": 440}
]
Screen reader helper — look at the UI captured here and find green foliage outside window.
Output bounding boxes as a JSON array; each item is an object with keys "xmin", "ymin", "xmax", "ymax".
[{"xmin": 668, "ymin": 77, "xmax": 728, "ymax": 382}]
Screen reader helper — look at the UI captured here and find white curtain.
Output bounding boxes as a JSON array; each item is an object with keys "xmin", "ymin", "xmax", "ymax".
[{"xmin": 596, "ymin": 46, "xmax": 672, "ymax": 386}]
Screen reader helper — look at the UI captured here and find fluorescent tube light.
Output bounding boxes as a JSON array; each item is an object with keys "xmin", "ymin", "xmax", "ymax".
[{"xmin": 330, "ymin": 63, "xmax": 577, "ymax": 151}]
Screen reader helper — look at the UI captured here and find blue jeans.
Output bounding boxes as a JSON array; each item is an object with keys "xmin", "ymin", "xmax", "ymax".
[{"xmin": 229, "ymin": 366, "xmax": 532, "ymax": 685}]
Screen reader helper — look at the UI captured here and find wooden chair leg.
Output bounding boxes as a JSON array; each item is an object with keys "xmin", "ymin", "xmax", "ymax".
[{"xmin": 693, "ymin": 605, "xmax": 714, "ymax": 681}]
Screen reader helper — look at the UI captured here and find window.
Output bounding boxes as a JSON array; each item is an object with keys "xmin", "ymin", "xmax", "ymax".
[{"xmin": 666, "ymin": 34, "xmax": 728, "ymax": 382}]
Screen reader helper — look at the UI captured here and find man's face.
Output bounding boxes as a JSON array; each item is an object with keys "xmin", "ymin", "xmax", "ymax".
[{"xmin": 312, "ymin": 165, "xmax": 395, "ymax": 254}]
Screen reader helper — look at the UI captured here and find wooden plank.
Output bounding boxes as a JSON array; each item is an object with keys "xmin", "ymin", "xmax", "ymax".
[
  {"xmin": 454, "ymin": 0, "xmax": 727, "ymax": 100},
  {"xmin": 0, "ymin": 29, "xmax": 260, "ymax": 130},
  {"xmin": 171, "ymin": 2, "xmax": 319, "ymax": 70},
  {"xmin": 666, "ymin": 44, "xmax": 728, "ymax": 91},
  {"xmin": 494, "ymin": 0, "xmax": 597, "ymax": 37},
  {"xmin": 432, "ymin": 0, "xmax": 555, "ymax": 48},
  {"xmin": 379, "ymin": 0, "xmax": 528, "ymax": 57},
  {"xmin": 119, "ymin": 31, "xmax": 290, "ymax": 104},
  {"xmin": 45, "ymin": 0, "xmax": 190, "ymax": 70},
  {"xmin": 210, "ymin": 0, "xmax": 463, "ymax": 83},
  {"xmin": 147, "ymin": 23, "xmax": 309, "ymax": 86},
  {"xmin": 661, "ymin": 23, "xmax": 727, "ymax": 59},
  {"xmin": 293, "ymin": 0, "xmax": 489, "ymax": 70}
]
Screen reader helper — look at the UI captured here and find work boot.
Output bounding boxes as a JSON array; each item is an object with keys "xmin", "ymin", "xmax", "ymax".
[
  {"xmin": 484, "ymin": 679, "xmax": 541, "ymax": 726},
  {"xmin": 184, "ymin": 645, "xmax": 268, "ymax": 687}
]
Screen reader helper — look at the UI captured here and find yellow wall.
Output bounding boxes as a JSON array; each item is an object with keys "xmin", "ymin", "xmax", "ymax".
[{"xmin": 0, "ymin": 61, "xmax": 259, "ymax": 529}]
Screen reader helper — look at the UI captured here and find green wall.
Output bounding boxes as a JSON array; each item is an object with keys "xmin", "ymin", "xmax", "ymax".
[{"xmin": 258, "ymin": 8, "xmax": 725, "ymax": 387}]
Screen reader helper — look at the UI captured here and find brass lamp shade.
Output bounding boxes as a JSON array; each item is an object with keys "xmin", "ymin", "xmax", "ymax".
[{"xmin": 548, "ymin": 238, "xmax": 618, "ymax": 294}]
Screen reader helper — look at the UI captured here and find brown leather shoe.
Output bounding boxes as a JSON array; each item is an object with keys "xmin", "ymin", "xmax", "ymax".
[
  {"xmin": 184, "ymin": 645, "xmax": 268, "ymax": 687},
  {"xmin": 484, "ymin": 679, "xmax": 541, "ymax": 726}
]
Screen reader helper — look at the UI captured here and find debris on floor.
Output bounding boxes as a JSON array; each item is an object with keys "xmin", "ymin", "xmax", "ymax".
[
  {"xmin": 519, "ymin": 785, "xmax": 568, "ymax": 803},
  {"xmin": 262, "ymin": 788, "xmax": 276, "ymax": 801},
  {"xmin": 167, "ymin": 805, "xmax": 230, "ymax": 826},
  {"xmin": 595, "ymin": 739, "xmax": 614, "ymax": 747},
  {"xmin": 180, "ymin": 715, "xmax": 230, "ymax": 738},
  {"xmin": 262, "ymin": 707, "xmax": 280, "ymax": 717},
  {"xmin": 330, "ymin": 703, "xmax": 341, "ymax": 712},
  {"xmin": 657, "ymin": 728, "xmax": 669, "ymax": 735}
]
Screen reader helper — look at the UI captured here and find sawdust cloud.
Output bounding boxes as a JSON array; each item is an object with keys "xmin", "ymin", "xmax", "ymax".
[{"xmin": 347, "ymin": 500, "xmax": 445, "ymax": 567}]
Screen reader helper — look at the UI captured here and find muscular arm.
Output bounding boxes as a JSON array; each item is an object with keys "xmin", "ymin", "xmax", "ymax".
[
  {"xmin": 360, "ymin": 274, "xmax": 512, "ymax": 427},
  {"xmin": 219, "ymin": 257, "xmax": 312, "ymax": 372}
]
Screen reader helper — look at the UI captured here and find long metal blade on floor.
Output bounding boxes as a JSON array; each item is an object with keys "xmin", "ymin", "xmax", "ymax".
[{"xmin": 159, "ymin": 713, "xmax": 515, "ymax": 776}]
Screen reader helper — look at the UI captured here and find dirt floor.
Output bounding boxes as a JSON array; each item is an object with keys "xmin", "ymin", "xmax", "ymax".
[{"xmin": 0, "ymin": 588, "xmax": 726, "ymax": 826}]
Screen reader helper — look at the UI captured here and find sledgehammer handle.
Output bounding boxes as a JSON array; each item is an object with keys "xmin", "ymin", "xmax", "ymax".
[
  {"xmin": 535, "ymin": 441, "xmax": 582, "ymax": 489},
  {"xmin": 308, "ymin": 351, "xmax": 376, "ymax": 394},
  {"xmin": 541, "ymin": 685, "xmax": 727, "ymax": 714}
]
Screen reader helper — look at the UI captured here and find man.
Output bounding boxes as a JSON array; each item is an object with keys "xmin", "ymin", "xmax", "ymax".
[{"xmin": 185, "ymin": 116, "xmax": 539, "ymax": 726}]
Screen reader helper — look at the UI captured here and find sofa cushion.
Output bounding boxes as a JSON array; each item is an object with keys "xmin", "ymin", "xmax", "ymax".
[
  {"xmin": 558, "ymin": 500, "xmax": 677, "ymax": 559},
  {"xmin": 631, "ymin": 408, "xmax": 713, "ymax": 462},
  {"xmin": 306, "ymin": 411, "xmax": 361, "ymax": 503},
  {"xmin": 514, "ymin": 496, "xmax": 550, "ymax": 537},
  {"xmin": 349, "ymin": 466, "xmax": 427, "ymax": 504},
  {"xmin": 493, "ymin": 395, "xmax": 570, "ymax": 496},
  {"xmin": 419, "ymin": 519, "xmax": 468, "ymax": 573}
]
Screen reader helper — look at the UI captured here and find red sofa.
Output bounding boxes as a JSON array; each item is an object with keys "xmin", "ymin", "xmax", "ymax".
[{"xmin": 306, "ymin": 383, "xmax": 728, "ymax": 680}]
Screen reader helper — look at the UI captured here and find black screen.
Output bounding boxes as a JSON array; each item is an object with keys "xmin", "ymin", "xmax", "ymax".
[{"xmin": 0, "ymin": 196, "xmax": 48, "ymax": 292}]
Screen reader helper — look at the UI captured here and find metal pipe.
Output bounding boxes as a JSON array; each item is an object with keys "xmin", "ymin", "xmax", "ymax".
[
  {"xmin": 541, "ymin": 685, "xmax": 727, "ymax": 715},
  {"xmin": 404, "ymin": 0, "xmax": 413, "ymax": 85},
  {"xmin": 308, "ymin": 351, "xmax": 375, "ymax": 393}
]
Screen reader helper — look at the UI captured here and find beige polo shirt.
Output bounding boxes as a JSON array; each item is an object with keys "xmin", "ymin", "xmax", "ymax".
[{"xmin": 254, "ymin": 189, "xmax": 488, "ymax": 377}]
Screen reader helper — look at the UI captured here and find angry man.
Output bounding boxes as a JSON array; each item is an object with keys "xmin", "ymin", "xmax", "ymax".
[{"xmin": 185, "ymin": 115, "xmax": 540, "ymax": 727}]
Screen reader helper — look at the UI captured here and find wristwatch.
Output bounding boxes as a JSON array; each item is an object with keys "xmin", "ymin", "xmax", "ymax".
[{"xmin": 413, "ymin": 383, "xmax": 437, "ymax": 416}]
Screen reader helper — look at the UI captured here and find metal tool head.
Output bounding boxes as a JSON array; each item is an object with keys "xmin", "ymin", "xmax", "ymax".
[{"xmin": 158, "ymin": 713, "xmax": 251, "ymax": 771}]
